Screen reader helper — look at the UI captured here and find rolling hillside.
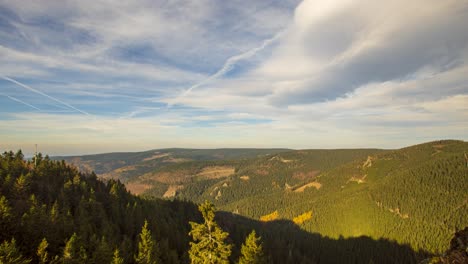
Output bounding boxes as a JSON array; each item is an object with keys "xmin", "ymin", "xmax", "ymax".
[
  {"xmin": 143, "ymin": 148, "xmax": 386, "ymax": 202},
  {"xmin": 54, "ymin": 148, "xmax": 290, "ymax": 182},
  {"xmin": 51, "ymin": 140, "xmax": 468, "ymax": 258},
  {"xmin": 218, "ymin": 140, "xmax": 468, "ymax": 254},
  {"xmin": 0, "ymin": 148, "xmax": 441, "ymax": 263}
]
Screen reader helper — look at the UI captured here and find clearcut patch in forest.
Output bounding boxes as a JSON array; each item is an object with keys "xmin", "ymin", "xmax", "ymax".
[
  {"xmin": 126, "ymin": 181, "xmax": 152, "ymax": 195},
  {"xmin": 240, "ymin": 175, "xmax": 250, "ymax": 181},
  {"xmin": 163, "ymin": 185, "xmax": 184, "ymax": 198},
  {"xmin": 294, "ymin": 181, "xmax": 322, "ymax": 192},
  {"xmin": 196, "ymin": 166, "xmax": 235, "ymax": 179},
  {"xmin": 142, "ymin": 152, "xmax": 171, "ymax": 161}
]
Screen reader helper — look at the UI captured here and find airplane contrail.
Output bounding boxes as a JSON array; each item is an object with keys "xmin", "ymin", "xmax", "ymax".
[
  {"xmin": 181, "ymin": 30, "xmax": 285, "ymax": 97},
  {"xmin": 1, "ymin": 75, "xmax": 91, "ymax": 116},
  {"xmin": 1, "ymin": 93, "xmax": 42, "ymax": 111}
]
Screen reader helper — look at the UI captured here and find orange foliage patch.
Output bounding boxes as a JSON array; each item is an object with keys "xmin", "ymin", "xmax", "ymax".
[
  {"xmin": 260, "ymin": 210, "xmax": 279, "ymax": 222},
  {"xmin": 293, "ymin": 211, "xmax": 313, "ymax": 225}
]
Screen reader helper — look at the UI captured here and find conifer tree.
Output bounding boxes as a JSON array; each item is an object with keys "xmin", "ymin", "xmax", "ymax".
[
  {"xmin": 239, "ymin": 230, "xmax": 265, "ymax": 264},
  {"xmin": 0, "ymin": 196, "xmax": 11, "ymax": 219},
  {"xmin": 63, "ymin": 233, "xmax": 78, "ymax": 261},
  {"xmin": 0, "ymin": 238, "xmax": 31, "ymax": 264},
  {"xmin": 36, "ymin": 238, "xmax": 48, "ymax": 264},
  {"xmin": 111, "ymin": 249, "xmax": 124, "ymax": 264},
  {"xmin": 62, "ymin": 233, "xmax": 86, "ymax": 264},
  {"xmin": 135, "ymin": 220, "xmax": 159, "ymax": 264},
  {"xmin": 188, "ymin": 201, "xmax": 232, "ymax": 264},
  {"xmin": 49, "ymin": 201, "xmax": 59, "ymax": 223}
]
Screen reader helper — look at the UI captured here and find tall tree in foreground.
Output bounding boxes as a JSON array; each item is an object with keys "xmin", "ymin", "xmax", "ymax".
[
  {"xmin": 239, "ymin": 230, "xmax": 266, "ymax": 264},
  {"xmin": 188, "ymin": 201, "xmax": 232, "ymax": 264},
  {"xmin": 135, "ymin": 220, "xmax": 159, "ymax": 264}
]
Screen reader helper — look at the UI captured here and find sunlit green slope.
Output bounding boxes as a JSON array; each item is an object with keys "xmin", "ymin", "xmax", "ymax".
[{"xmin": 220, "ymin": 140, "xmax": 468, "ymax": 254}]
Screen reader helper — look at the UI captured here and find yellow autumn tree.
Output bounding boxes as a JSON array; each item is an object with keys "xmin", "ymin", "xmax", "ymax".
[
  {"xmin": 260, "ymin": 211, "xmax": 279, "ymax": 222},
  {"xmin": 293, "ymin": 211, "xmax": 312, "ymax": 225}
]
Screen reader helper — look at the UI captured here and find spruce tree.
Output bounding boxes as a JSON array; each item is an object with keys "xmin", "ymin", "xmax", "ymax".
[
  {"xmin": 135, "ymin": 220, "xmax": 159, "ymax": 264},
  {"xmin": 239, "ymin": 230, "xmax": 265, "ymax": 264},
  {"xmin": 112, "ymin": 249, "xmax": 124, "ymax": 264},
  {"xmin": 63, "ymin": 233, "xmax": 78, "ymax": 261},
  {"xmin": 0, "ymin": 196, "xmax": 11, "ymax": 220},
  {"xmin": 62, "ymin": 233, "xmax": 86, "ymax": 264},
  {"xmin": 188, "ymin": 201, "xmax": 232, "ymax": 264},
  {"xmin": 36, "ymin": 238, "xmax": 48, "ymax": 264}
]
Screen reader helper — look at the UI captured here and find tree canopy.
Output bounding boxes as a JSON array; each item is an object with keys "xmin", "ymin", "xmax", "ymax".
[{"xmin": 189, "ymin": 201, "xmax": 232, "ymax": 263}]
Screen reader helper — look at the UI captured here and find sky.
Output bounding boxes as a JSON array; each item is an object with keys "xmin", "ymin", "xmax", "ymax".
[{"xmin": 0, "ymin": 0, "xmax": 467, "ymax": 156}]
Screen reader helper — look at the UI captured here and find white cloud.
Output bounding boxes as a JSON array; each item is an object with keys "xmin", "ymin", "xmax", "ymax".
[{"xmin": 251, "ymin": 0, "xmax": 468, "ymax": 104}]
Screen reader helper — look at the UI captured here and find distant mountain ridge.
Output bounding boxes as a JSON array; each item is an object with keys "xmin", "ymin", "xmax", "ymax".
[{"xmin": 54, "ymin": 148, "xmax": 291, "ymax": 175}]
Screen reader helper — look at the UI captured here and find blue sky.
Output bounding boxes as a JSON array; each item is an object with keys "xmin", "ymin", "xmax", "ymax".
[{"xmin": 0, "ymin": 0, "xmax": 467, "ymax": 156}]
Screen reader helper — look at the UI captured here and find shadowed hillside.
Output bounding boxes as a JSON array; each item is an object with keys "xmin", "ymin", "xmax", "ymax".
[{"xmin": 216, "ymin": 212, "xmax": 431, "ymax": 264}]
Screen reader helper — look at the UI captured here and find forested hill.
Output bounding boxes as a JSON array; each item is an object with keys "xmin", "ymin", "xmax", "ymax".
[
  {"xmin": 53, "ymin": 140, "xmax": 467, "ymax": 259},
  {"xmin": 0, "ymin": 152, "xmax": 436, "ymax": 263},
  {"xmin": 1, "ymin": 140, "xmax": 467, "ymax": 263},
  {"xmin": 217, "ymin": 140, "xmax": 468, "ymax": 256},
  {"xmin": 0, "ymin": 150, "xmax": 438, "ymax": 263}
]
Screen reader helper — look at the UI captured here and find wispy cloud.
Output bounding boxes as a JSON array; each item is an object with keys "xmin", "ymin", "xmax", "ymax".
[
  {"xmin": 2, "ymin": 76, "xmax": 91, "ymax": 116},
  {"xmin": 0, "ymin": 0, "xmax": 467, "ymax": 155},
  {"xmin": 182, "ymin": 30, "xmax": 284, "ymax": 97},
  {"xmin": 1, "ymin": 93, "xmax": 41, "ymax": 111}
]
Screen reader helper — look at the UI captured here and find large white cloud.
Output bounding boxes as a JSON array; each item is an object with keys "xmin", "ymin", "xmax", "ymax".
[{"xmin": 253, "ymin": 0, "xmax": 468, "ymax": 104}]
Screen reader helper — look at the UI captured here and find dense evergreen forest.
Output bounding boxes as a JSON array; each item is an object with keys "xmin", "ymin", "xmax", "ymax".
[
  {"xmin": 1, "ymin": 140, "xmax": 467, "ymax": 263},
  {"xmin": 0, "ymin": 151, "xmax": 200, "ymax": 263},
  {"xmin": 217, "ymin": 140, "xmax": 468, "ymax": 255}
]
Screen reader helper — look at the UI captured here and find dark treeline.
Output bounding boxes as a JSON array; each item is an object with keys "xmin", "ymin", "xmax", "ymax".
[
  {"xmin": 218, "ymin": 213, "xmax": 431, "ymax": 264},
  {"xmin": 0, "ymin": 150, "xmax": 199, "ymax": 263}
]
